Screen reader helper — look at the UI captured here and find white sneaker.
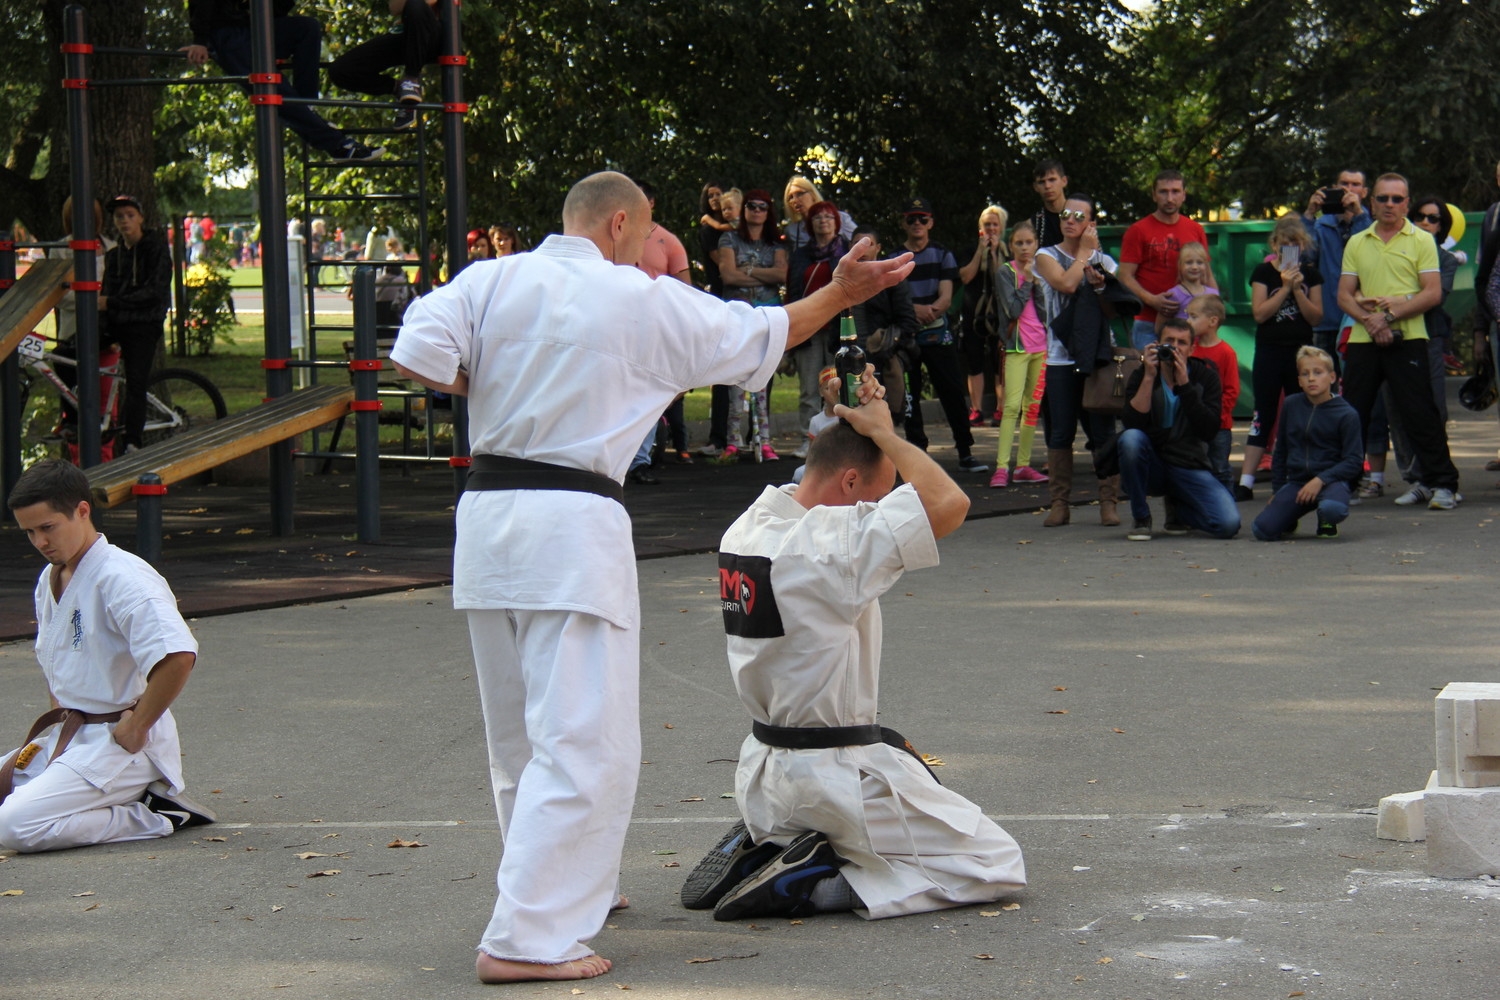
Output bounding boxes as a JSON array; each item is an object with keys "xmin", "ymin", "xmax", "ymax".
[
  {"xmin": 1428, "ymin": 488, "xmax": 1458, "ymax": 510},
  {"xmin": 697, "ymin": 444, "xmax": 723, "ymax": 457},
  {"xmin": 1393, "ymin": 484, "xmax": 1433, "ymax": 506}
]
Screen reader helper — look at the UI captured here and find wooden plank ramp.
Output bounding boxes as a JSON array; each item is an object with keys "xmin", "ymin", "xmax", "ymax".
[
  {"xmin": 86, "ymin": 383, "xmax": 354, "ymax": 508},
  {"xmin": 0, "ymin": 259, "xmax": 74, "ymax": 360}
]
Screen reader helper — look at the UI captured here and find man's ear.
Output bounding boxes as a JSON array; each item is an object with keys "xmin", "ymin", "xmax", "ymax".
[{"xmin": 840, "ymin": 467, "xmax": 860, "ymax": 497}]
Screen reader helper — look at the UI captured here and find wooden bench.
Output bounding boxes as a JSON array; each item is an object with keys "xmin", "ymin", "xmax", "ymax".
[
  {"xmin": 0, "ymin": 258, "xmax": 74, "ymax": 360},
  {"xmin": 85, "ymin": 383, "xmax": 354, "ymax": 508}
]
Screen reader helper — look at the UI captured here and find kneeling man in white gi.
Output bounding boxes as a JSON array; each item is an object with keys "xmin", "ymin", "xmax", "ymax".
[
  {"xmin": 683, "ymin": 392, "xmax": 1025, "ymax": 920},
  {"xmin": 0, "ymin": 459, "xmax": 212, "ymax": 852}
]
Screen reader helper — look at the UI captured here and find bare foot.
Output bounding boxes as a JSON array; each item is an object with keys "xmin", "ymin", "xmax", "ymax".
[
  {"xmin": 476, "ymin": 953, "xmax": 612, "ymax": 984},
  {"xmin": 612, "ymin": 894, "xmax": 629, "ymax": 910}
]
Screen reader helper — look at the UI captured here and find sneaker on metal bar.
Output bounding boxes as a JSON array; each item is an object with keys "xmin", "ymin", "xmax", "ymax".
[
  {"xmin": 394, "ymin": 105, "xmax": 418, "ymax": 130},
  {"xmin": 1393, "ymin": 484, "xmax": 1433, "ymax": 506},
  {"xmin": 680, "ymin": 821, "xmax": 782, "ymax": 910},
  {"xmin": 1428, "ymin": 487, "xmax": 1458, "ymax": 510},
  {"xmin": 713, "ymin": 830, "xmax": 846, "ymax": 922},
  {"xmin": 332, "ymin": 140, "xmax": 385, "ymax": 164},
  {"xmin": 141, "ymin": 781, "xmax": 216, "ymax": 831},
  {"xmin": 395, "ymin": 77, "xmax": 423, "ymax": 104}
]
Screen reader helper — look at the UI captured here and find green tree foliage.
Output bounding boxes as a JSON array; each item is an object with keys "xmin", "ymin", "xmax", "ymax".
[{"xmin": 1115, "ymin": 0, "xmax": 1500, "ymax": 217}]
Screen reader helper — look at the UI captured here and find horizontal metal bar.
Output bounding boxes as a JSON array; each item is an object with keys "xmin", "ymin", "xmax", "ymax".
[{"xmin": 90, "ymin": 76, "xmax": 250, "ymax": 87}]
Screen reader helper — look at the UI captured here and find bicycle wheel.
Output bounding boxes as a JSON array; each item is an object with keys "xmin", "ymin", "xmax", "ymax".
[{"xmin": 141, "ymin": 368, "xmax": 228, "ymax": 446}]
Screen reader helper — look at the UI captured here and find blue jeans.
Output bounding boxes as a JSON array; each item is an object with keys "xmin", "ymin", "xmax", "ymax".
[
  {"xmin": 1252, "ymin": 481, "xmax": 1352, "ymax": 540},
  {"xmin": 1130, "ymin": 319, "xmax": 1158, "ymax": 352},
  {"xmin": 212, "ymin": 18, "xmax": 348, "ymax": 155},
  {"xmin": 1117, "ymin": 428, "xmax": 1241, "ymax": 537}
]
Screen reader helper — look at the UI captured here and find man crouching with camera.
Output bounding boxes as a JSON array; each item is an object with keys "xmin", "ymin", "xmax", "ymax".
[{"xmin": 1117, "ymin": 318, "xmax": 1241, "ymax": 540}]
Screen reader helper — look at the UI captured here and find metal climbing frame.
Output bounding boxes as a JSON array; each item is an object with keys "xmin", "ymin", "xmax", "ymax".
[{"xmin": 50, "ymin": 0, "xmax": 469, "ymax": 537}]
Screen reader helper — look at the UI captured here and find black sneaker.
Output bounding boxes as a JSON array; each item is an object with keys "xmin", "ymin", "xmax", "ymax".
[
  {"xmin": 681, "ymin": 820, "xmax": 781, "ymax": 910},
  {"xmin": 956, "ymin": 455, "xmax": 989, "ymax": 473},
  {"xmin": 1127, "ymin": 517, "xmax": 1153, "ymax": 541},
  {"xmin": 713, "ymin": 829, "xmax": 845, "ymax": 921},
  {"xmin": 1161, "ymin": 497, "xmax": 1188, "ymax": 535},
  {"xmin": 1316, "ymin": 519, "xmax": 1338, "ymax": 538},
  {"xmin": 1233, "ymin": 484, "xmax": 1254, "ymax": 502},
  {"xmin": 332, "ymin": 140, "xmax": 386, "ymax": 164},
  {"xmin": 394, "ymin": 105, "xmax": 418, "ymax": 130},
  {"xmin": 141, "ymin": 781, "xmax": 216, "ymax": 831}
]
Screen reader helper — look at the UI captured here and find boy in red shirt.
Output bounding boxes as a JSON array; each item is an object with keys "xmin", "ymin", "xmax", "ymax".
[{"xmin": 1186, "ymin": 294, "xmax": 1240, "ymax": 494}]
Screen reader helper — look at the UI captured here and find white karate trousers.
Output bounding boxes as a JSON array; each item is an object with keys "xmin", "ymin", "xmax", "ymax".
[
  {"xmin": 0, "ymin": 740, "xmax": 169, "ymax": 852},
  {"xmin": 468, "ymin": 608, "xmax": 640, "ymax": 964}
]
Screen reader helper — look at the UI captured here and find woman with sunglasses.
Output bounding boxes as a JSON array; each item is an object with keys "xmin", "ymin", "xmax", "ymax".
[
  {"xmin": 1033, "ymin": 195, "xmax": 1123, "ymax": 527},
  {"xmin": 785, "ymin": 200, "xmax": 849, "ymax": 452},
  {"xmin": 783, "ymin": 175, "xmax": 857, "ymax": 252},
  {"xmin": 1410, "ymin": 196, "xmax": 1463, "ymax": 386},
  {"xmin": 714, "ymin": 189, "xmax": 787, "ymax": 460}
]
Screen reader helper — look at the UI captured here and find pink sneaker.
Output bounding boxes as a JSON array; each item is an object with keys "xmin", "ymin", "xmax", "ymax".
[
  {"xmin": 1012, "ymin": 466, "xmax": 1049, "ymax": 483},
  {"xmin": 761, "ymin": 444, "xmax": 780, "ymax": 461},
  {"xmin": 988, "ymin": 468, "xmax": 1009, "ymax": 488}
]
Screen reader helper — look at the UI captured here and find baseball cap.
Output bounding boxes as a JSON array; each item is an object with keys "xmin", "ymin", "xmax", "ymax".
[
  {"xmin": 901, "ymin": 196, "xmax": 934, "ymax": 217},
  {"xmin": 105, "ymin": 194, "xmax": 143, "ymax": 215}
]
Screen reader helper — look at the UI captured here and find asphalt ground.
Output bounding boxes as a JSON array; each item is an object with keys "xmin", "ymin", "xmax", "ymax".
[{"xmin": 2, "ymin": 391, "xmax": 1499, "ymax": 998}]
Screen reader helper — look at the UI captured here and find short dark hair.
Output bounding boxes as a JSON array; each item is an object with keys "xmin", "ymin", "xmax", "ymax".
[
  {"xmin": 1033, "ymin": 158, "xmax": 1066, "ymax": 181},
  {"xmin": 634, "ymin": 178, "xmax": 657, "ymax": 203},
  {"xmin": 852, "ymin": 224, "xmax": 881, "ymax": 243},
  {"xmin": 803, "ymin": 420, "xmax": 885, "ymax": 480},
  {"xmin": 1160, "ymin": 317, "xmax": 1194, "ymax": 341},
  {"xmin": 1410, "ymin": 194, "xmax": 1452, "ymax": 242},
  {"xmin": 1153, "ymin": 169, "xmax": 1185, "ymax": 188},
  {"xmin": 8, "ymin": 459, "xmax": 92, "ymax": 515},
  {"xmin": 1337, "ymin": 167, "xmax": 1367, "ymax": 184}
]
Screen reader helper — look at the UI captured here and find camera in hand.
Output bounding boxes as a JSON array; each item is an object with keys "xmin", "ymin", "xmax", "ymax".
[
  {"xmin": 1321, "ymin": 187, "xmax": 1346, "ymax": 215},
  {"xmin": 1157, "ymin": 343, "xmax": 1176, "ymax": 365}
]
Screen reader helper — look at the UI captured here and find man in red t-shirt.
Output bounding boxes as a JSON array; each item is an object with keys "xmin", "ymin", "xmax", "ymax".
[{"xmin": 1118, "ymin": 170, "xmax": 1209, "ymax": 351}]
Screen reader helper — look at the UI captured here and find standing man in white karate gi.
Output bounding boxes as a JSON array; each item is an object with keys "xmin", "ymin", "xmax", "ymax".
[
  {"xmin": 390, "ymin": 171, "xmax": 913, "ymax": 984},
  {"xmin": 0, "ymin": 460, "xmax": 213, "ymax": 853},
  {"xmin": 681, "ymin": 399, "xmax": 1026, "ymax": 921}
]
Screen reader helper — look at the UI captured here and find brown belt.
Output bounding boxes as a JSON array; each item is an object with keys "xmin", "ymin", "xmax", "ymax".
[{"xmin": 0, "ymin": 705, "xmax": 131, "ymax": 803}]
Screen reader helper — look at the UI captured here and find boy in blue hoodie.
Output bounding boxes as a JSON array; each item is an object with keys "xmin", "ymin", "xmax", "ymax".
[{"xmin": 1252, "ymin": 346, "xmax": 1363, "ymax": 540}]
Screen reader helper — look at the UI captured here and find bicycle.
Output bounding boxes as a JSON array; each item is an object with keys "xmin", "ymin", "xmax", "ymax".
[{"xmin": 15, "ymin": 331, "xmax": 228, "ymax": 463}]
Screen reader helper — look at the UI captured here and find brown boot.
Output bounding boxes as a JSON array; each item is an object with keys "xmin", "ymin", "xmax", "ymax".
[
  {"xmin": 1043, "ymin": 449, "xmax": 1073, "ymax": 527},
  {"xmin": 1098, "ymin": 474, "xmax": 1121, "ymax": 527}
]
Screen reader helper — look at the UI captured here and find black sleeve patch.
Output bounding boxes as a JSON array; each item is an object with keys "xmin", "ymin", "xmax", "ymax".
[{"xmin": 718, "ymin": 552, "xmax": 785, "ymax": 638}]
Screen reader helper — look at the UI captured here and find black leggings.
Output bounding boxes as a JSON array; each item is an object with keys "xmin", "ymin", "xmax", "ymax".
[{"xmin": 1246, "ymin": 340, "xmax": 1305, "ymax": 448}]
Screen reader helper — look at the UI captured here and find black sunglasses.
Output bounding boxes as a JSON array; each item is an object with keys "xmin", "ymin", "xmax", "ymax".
[
  {"xmin": 905, "ymin": 215, "xmax": 932, "ymax": 225},
  {"xmin": 1374, "ymin": 194, "xmax": 1408, "ymax": 204},
  {"xmin": 1413, "ymin": 211, "xmax": 1442, "ymax": 224},
  {"xmin": 745, "ymin": 201, "xmax": 770, "ymax": 211}
]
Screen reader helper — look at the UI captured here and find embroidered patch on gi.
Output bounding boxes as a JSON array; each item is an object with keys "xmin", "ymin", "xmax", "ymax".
[
  {"xmin": 718, "ymin": 553, "xmax": 784, "ymax": 638},
  {"xmin": 70, "ymin": 608, "xmax": 84, "ymax": 649}
]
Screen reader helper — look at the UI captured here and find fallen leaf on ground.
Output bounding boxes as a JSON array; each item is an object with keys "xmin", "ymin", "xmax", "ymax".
[
  {"xmin": 663, "ymin": 724, "xmax": 675, "ymax": 729},
  {"xmin": 387, "ymin": 838, "xmax": 425, "ymax": 849},
  {"xmin": 685, "ymin": 952, "xmax": 759, "ymax": 964},
  {"xmin": 1001, "ymin": 902, "xmax": 1021, "ymax": 911},
  {"xmin": 788, "ymin": 919, "xmax": 803, "ymax": 925},
  {"xmin": 235, "ymin": 527, "xmax": 254, "ymax": 535},
  {"xmin": 186, "ymin": 507, "xmax": 208, "ymax": 514},
  {"xmin": 679, "ymin": 797, "xmax": 704, "ymax": 802},
  {"xmin": 571, "ymin": 990, "xmax": 584, "ymax": 996},
  {"xmin": 1053, "ymin": 686, "xmax": 1067, "ymax": 691},
  {"xmin": 652, "ymin": 850, "xmax": 676, "ymax": 856},
  {"xmin": 72, "ymin": 891, "xmax": 95, "ymax": 897},
  {"xmin": 1135, "ymin": 950, "xmax": 1158, "ymax": 958},
  {"xmin": 204, "ymin": 836, "xmax": 227, "ymax": 843},
  {"xmin": 1047, "ymin": 709, "xmax": 1069, "ymax": 715},
  {"xmin": 1112, "ymin": 728, "xmax": 1126, "ymax": 734},
  {"xmin": 979, "ymin": 910, "xmax": 1001, "ymax": 917},
  {"xmin": 920, "ymin": 754, "xmax": 945, "ymax": 766},
  {"xmin": 307, "ymin": 870, "xmax": 341, "ymax": 878},
  {"xmin": 973, "ymin": 954, "xmax": 994, "ymax": 960},
  {"xmin": 1131, "ymin": 914, "xmax": 1146, "ymax": 922},
  {"xmin": 662, "ymin": 861, "xmax": 680, "ymax": 868},
  {"xmin": 615, "ymin": 985, "xmax": 632, "ymax": 991},
  {"xmin": 1, "ymin": 890, "xmax": 22, "ymax": 896},
  {"xmin": 83, "ymin": 902, "xmax": 99, "ymax": 911},
  {"xmin": 1073, "ymin": 866, "xmax": 1091, "ymax": 872},
  {"xmin": 1096, "ymin": 956, "xmax": 1113, "ymax": 964},
  {"xmin": 271, "ymin": 905, "xmax": 284, "ymax": 913},
  {"xmin": 295, "ymin": 852, "xmax": 336, "ymax": 860}
]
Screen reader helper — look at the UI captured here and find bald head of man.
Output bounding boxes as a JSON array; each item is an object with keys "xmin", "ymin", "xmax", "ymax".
[{"xmin": 563, "ymin": 171, "xmax": 653, "ymax": 265}]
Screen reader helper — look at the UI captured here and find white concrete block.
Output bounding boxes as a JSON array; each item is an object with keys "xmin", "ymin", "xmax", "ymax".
[
  {"xmin": 1424, "ymin": 785, "xmax": 1500, "ymax": 878},
  {"xmin": 1376, "ymin": 790, "xmax": 1426, "ymax": 842},
  {"xmin": 1434, "ymin": 682, "xmax": 1500, "ymax": 788}
]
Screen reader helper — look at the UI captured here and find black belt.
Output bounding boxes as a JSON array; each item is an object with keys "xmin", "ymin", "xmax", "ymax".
[
  {"xmin": 751, "ymin": 721, "xmax": 942, "ymax": 784},
  {"xmin": 752, "ymin": 721, "xmax": 883, "ymax": 749},
  {"xmin": 465, "ymin": 454, "xmax": 624, "ymax": 504}
]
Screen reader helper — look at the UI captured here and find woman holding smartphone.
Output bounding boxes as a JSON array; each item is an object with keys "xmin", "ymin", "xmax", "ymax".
[{"xmin": 1235, "ymin": 215, "xmax": 1323, "ymax": 501}]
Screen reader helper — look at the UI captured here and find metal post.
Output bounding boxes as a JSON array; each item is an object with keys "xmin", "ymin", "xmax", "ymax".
[
  {"xmin": 439, "ymin": 0, "xmax": 470, "ymax": 498},
  {"xmin": 171, "ymin": 214, "xmax": 189, "ymax": 357},
  {"xmin": 351, "ymin": 266, "xmax": 380, "ymax": 543},
  {"xmin": 64, "ymin": 4, "xmax": 102, "ymax": 469},
  {"xmin": 0, "ymin": 242, "xmax": 19, "ymax": 500},
  {"xmin": 133, "ymin": 473, "xmax": 164, "ymax": 563},
  {"xmin": 250, "ymin": 0, "xmax": 295, "ymax": 535}
]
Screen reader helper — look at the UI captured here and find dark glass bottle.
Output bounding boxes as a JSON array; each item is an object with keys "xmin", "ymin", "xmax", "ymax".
[{"xmin": 834, "ymin": 311, "xmax": 865, "ymax": 408}]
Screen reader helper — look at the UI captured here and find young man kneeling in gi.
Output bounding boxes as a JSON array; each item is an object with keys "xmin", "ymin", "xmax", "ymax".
[
  {"xmin": 0, "ymin": 460, "xmax": 212, "ymax": 852},
  {"xmin": 682, "ymin": 376, "xmax": 1026, "ymax": 920}
]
